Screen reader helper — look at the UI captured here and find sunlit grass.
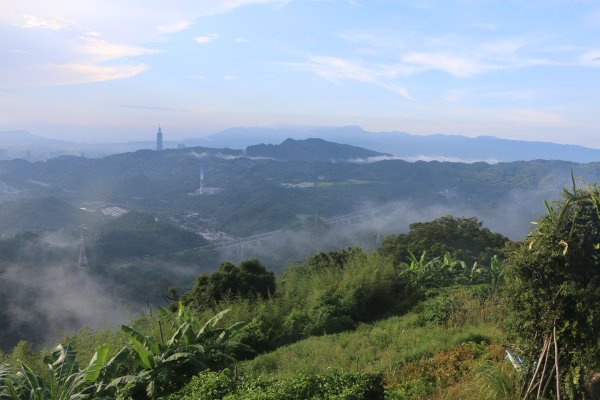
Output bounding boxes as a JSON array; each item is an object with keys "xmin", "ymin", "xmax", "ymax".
[{"xmin": 241, "ymin": 290, "xmax": 517, "ymax": 399}]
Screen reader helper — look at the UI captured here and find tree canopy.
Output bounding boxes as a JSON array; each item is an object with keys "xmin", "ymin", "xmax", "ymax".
[
  {"xmin": 378, "ymin": 215, "xmax": 508, "ymax": 266},
  {"xmin": 181, "ymin": 259, "xmax": 276, "ymax": 309}
]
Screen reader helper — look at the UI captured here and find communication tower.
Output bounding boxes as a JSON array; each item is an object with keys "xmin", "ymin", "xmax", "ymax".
[
  {"xmin": 78, "ymin": 229, "xmax": 88, "ymax": 268},
  {"xmin": 199, "ymin": 165, "xmax": 204, "ymax": 194}
]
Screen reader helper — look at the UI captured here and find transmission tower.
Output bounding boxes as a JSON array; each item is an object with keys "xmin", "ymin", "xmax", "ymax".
[
  {"xmin": 78, "ymin": 229, "xmax": 88, "ymax": 268},
  {"xmin": 199, "ymin": 165, "xmax": 204, "ymax": 194}
]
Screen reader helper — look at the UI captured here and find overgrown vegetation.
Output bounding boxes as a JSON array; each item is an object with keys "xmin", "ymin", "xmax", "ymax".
[
  {"xmin": 177, "ymin": 259, "xmax": 276, "ymax": 309},
  {"xmin": 504, "ymin": 181, "xmax": 600, "ymax": 398},
  {"xmin": 164, "ymin": 369, "xmax": 385, "ymax": 400},
  {"xmin": 3, "ymin": 195, "xmax": 600, "ymax": 399}
]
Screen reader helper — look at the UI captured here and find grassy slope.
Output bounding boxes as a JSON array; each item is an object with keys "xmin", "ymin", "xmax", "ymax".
[{"xmin": 241, "ymin": 289, "xmax": 519, "ymax": 399}]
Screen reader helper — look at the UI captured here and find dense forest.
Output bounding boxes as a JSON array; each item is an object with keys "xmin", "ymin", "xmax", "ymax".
[{"xmin": 1, "ymin": 181, "xmax": 600, "ymax": 399}]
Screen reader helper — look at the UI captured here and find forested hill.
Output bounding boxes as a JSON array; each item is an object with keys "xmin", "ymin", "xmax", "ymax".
[
  {"xmin": 1, "ymin": 141, "xmax": 600, "ymax": 238},
  {"xmin": 245, "ymin": 138, "xmax": 389, "ymax": 161}
]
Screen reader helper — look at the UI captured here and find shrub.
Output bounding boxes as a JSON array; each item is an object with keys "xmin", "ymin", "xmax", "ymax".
[
  {"xmin": 164, "ymin": 370, "xmax": 386, "ymax": 400},
  {"xmin": 504, "ymin": 182, "xmax": 600, "ymax": 398}
]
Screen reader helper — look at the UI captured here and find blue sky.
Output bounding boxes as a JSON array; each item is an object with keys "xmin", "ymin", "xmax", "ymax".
[{"xmin": 1, "ymin": 0, "xmax": 600, "ymax": 145}]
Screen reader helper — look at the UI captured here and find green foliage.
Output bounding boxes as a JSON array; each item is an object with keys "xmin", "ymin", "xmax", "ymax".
[
  {"xmin": 181, "ymin": 259, "xmax": 275, "ymax": 309},
  {"xmin": 179, "ymin": 241, "xmax": 505, "ymax": 356},
  {"xmin": 304, "ymin": 247, "xmax": 365, "ymax": 271},
  {"xmin": 398, "ymin": 251, "xmax": 506, "ymax": 290},
  {"xmin": 112, "ymin": 304, "xmax": 250, "ymax": 399},
  {"xmin": 164, "ymin": 369, "xmax": 385, "ymax": 400},
  {"xmin": 0, "ymin": 213, "xmax": 514, "ymax": 399},
  {"xmin": 504, "ymin": 183, "xmax": 600, "ymax": 398},
  {"xmin": 0, "ymin": 343, "xmax": 115, "ymax": 400},
  {"xmin": 245, "ymin": 290, "xmax": 499, "ymax": 371},
  {"xmin": 379, "ymin": 216, "xmax": 508, "ymax": 266}
]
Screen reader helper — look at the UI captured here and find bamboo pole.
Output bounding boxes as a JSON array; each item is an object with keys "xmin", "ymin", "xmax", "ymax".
[
  {"xmin": 537, "ymin": 332, "xmax": 552, "ymax": 399},
  {"xmin": 553, "ymin": 324, "xmax": 561, "ymax": 400},
  {"xmin": 524, "ymin": 335, "xmax": 551, "ymax": 399}
]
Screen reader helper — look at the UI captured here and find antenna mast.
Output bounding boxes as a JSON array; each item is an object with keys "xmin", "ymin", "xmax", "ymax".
[{"xmin": 78, "ymin": 229, "xmax": 88, "ymax": 268}]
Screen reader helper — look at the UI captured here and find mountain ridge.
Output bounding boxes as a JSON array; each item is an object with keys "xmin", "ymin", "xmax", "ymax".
[{"xmin": 2, "ymin": 126, "xmax": 600, "ymax": 163}]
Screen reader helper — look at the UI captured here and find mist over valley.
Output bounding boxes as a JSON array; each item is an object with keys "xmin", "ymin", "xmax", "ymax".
[{"xmin": 0, "ymin": 135, "xmax": 596, "ymax": 351}]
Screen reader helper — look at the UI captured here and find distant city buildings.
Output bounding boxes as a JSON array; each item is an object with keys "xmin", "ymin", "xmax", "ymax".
[
  {"xmin": 101, "ymin": 206, "xmax": 128, "ymax": 217},
  {"xmin": 156, "ymin": 126, "xmax": 163, "ymax": 151}
]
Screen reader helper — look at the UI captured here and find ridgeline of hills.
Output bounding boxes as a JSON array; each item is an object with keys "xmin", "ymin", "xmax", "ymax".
[
  {"xmin": 0, "ymin": 196, "xmax": 87, "ymax": 234},
  {"xmin": 3, "ymin": 126, "xmax": 600, "ymax": 162},
  {"xmin": 244, "ymin": 138, "xmax": 389, "ymax": 161},
  {"xmin": 186, "ymin": 125, "xmax": 600, "ymax": 163},
  {"xmin": 0, "ymin": 137, "xmax": 600, "ymax": 241}
]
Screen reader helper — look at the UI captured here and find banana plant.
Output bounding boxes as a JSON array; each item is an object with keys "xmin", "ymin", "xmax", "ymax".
[
  {"xmin": 111, "ymin": 303, "xmax": 251, "ymax": 399},
  {"xmin": 0, "ymin": 363, "xmax": 24, "ymax": 399},
  {"xmin": 0, "ymin": 343, "xmax": 115, "ymax": 400}
]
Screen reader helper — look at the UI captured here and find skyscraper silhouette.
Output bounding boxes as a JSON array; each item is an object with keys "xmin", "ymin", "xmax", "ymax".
[{"xmin": 156, "ymin": 125, "xmax": 163, "ymax": 151}]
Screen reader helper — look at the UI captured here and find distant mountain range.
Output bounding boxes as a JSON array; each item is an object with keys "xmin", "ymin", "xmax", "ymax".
[
  {"xmin": 190, "ymin": 126, "xmax": 600, "ymax": 163},
  {"xmin": 2, "ymin": 126, "xmax": 600, "ymax": 163}
]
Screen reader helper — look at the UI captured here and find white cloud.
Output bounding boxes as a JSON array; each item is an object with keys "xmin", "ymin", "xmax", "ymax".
[
  {"xmin": 16, "ymin": 14, "xmax": 66, "ymax": 30},
  {"xmin": 280, "ymin": 32, "xmax": 570, "ymax": 97},
  {"xmin": 56, "ymin": 63, "xmax": 149, "ymax": 85},
  {"xmin": 1, "ymin": 0, "xmax": 285, "ymax": 86},
  {"xmin": 402, "ymin": 51, "xmax": 491, "ymax": 77},
  {"xmin": 156, "ymin": 21, "xmax": 190, "ymax": 34},
  {"xmin": 329, "ymin": 31, "xmax": 567, "ymax": 80},
  {"xmin": 78, "ymin": 35, "xmax": 157, "ymax": 59},
  {"xmin": 195, "ymin": 33, "xmax": 219, "ymax": 44}
]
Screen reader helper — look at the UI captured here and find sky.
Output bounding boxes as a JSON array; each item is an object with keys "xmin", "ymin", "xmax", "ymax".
[{"xmin": 1, "ymin": 0, "xmax": 600, "ymax": 145}]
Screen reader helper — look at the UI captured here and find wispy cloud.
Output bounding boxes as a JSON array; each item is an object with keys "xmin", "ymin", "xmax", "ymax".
[
  {"xmin": 402, "ymin": 51, "xmax": 492, "ymax": 77},
  {"xmin": 2, "ymin": 0, "xmax": 285, "ymax": 86},
  {"xmin": 280, "ymin": 55, "xmax": 413, "ymax": 99},
  {"xmin": 581, "ymin": 49, "xmax": 600, "ymax": 65},
  {"xmin": 195, "ymin": 33, "xmax": 219, "ymax": 44},
  {"xmin": 78, "ymin": 35, "xmax": 157, "ymax": 59},
  {"xmin": 46, "ymin": 63, "xmax": 149, "ymax": 85},
  {"xmin": 285, "ymin": 28, "xmax": 599, "ymax": 100},
  {"xmin": 156, "ymin": 21, "xmax": 190, "ymax": 34},
  {"xmin": 16, "ymin": 14, "xmax": 67, "ymax": 30}
]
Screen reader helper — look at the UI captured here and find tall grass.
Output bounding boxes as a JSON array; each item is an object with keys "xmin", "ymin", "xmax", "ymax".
[{"xmin": 241, "ymin": 288, "xmax": 516, "ymax": 399}]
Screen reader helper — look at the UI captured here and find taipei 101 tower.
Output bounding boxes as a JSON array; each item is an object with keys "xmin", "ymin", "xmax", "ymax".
[{"xmin": 156, "ymin": 125, "xmax": 163, "ymax": 151}]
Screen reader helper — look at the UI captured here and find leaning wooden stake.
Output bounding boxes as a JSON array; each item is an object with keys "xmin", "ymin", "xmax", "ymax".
[
  {"xmin": 524, "ymin": 336, "xmax": 551, "ymax": 399},
  {"xmin": 537, "ymin": 332, "xmax": 552, "ymax": 399},
  {"xmin": 553, "ymin": 323, "xmax": 561, "ymax": 400}
]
